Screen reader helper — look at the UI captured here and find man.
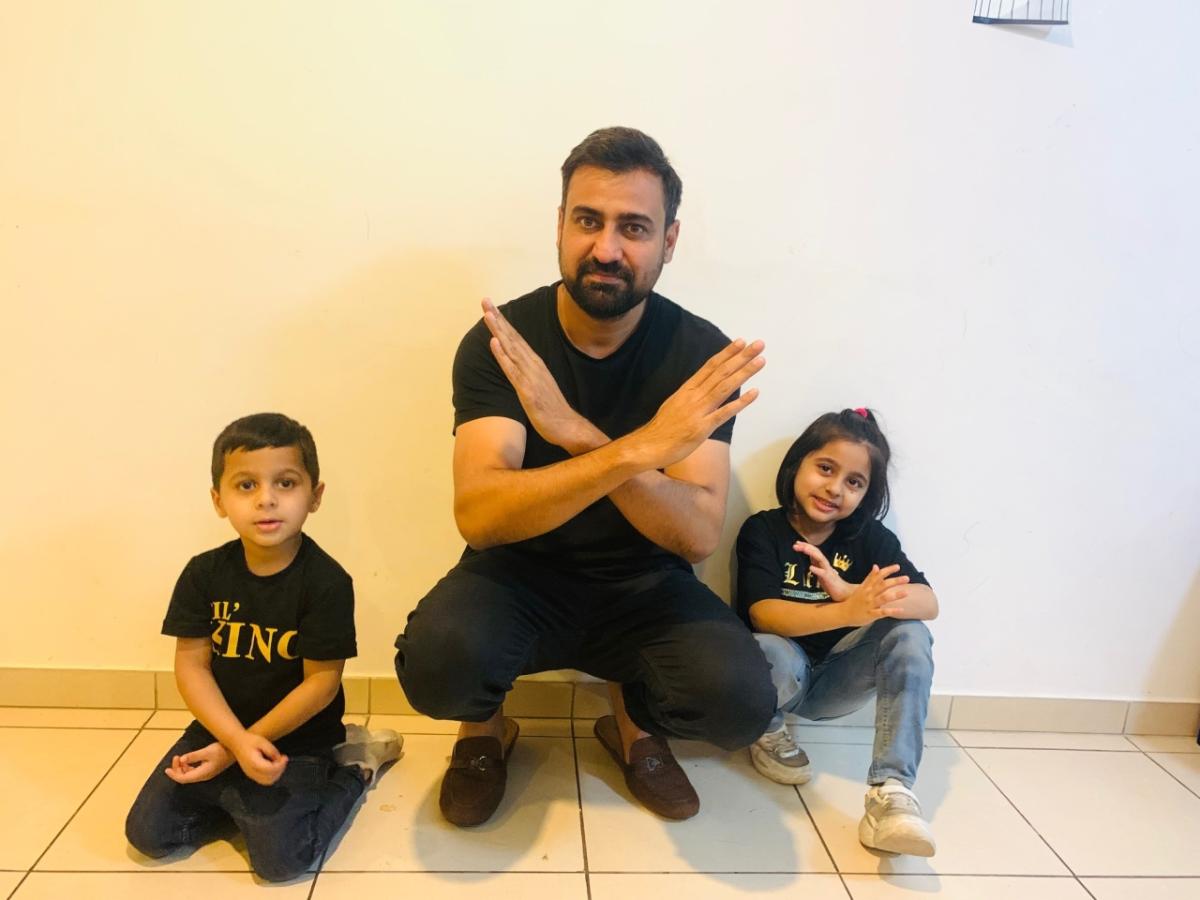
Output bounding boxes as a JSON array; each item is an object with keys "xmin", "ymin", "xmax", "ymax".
[{"xmin": 394, "ymin": 126, "xmax": 775, "ymax": 826}]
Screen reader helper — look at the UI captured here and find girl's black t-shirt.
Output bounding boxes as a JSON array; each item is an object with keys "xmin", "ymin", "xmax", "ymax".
[
  {"xmin": 735, "ymin": 507, "xmax": 929, "ymax": 662},
  {"xmin": 161, "ymin": 533, "xmax": 356, "ymax": 756},
  {"xmin": 452, "ymin": 283, "xmax": 736, "ymax": 580}
]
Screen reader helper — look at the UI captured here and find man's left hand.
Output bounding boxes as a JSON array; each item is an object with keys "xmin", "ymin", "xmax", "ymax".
[{"xmin": 482, "ymin": 298, "xmax": 595, "ymax": 453}]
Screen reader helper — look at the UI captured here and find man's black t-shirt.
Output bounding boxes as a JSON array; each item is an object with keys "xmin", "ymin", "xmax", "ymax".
[
  {"xmin": 161, "ymin": 534, "xmax": 356, "ymax": 756},
  {"xmin": 735, "ymin": 508, "xmax": 929, "ymax": 663},
  {"xmin": 452, "ymin": 283, "xmax": 736, "ymax": 580}
]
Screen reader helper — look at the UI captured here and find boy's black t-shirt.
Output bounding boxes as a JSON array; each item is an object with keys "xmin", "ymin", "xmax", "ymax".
[
  {"xmin": 735, "ymin": 507, "xmax": 929, "ymax": 663},
  {"xmin": 161, "ymin": 533, "xmax": 356, "ymax": 757},
  {"xmin": 452, "ymin": 283, "xmax": 736, "ymax": 580}
]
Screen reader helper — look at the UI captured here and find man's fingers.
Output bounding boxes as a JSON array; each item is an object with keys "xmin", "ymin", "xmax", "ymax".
[{"xmin": 705, "ymin": 388, "xmax": 759, "ymax": 432}]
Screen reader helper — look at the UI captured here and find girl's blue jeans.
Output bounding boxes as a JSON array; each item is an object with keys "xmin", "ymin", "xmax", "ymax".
[{"xmin": 755, "ymin": 617, "xmax": 934, "ymax": 788}]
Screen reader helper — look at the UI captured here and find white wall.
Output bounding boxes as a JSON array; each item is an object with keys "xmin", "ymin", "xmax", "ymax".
[{"xmin": 2, "ymin": 1, "xmax": 1197, "ymax": 700}]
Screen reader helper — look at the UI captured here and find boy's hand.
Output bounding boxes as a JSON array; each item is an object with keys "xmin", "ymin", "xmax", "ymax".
[
  {"xmin": 793, "ymin": 541, "xmax": 853, "ymax": 602},
  {"xmin": 231, "ymin": 732, "xmax": 288, "ymax": 785},
  {"xmin": 841, "ymin": 564, "xmax": 910, "ymax": 628},
  {"xmin": 164, "ymin": 741, "xmax": 234, "ymax": 784}
]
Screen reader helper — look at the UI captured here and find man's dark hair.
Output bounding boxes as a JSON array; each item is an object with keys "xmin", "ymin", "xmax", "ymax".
[
  {"xmin": 775, "ymin": 408, "xmax": 892, "ymax": 539},
  {"xmin": 561, "ymin": 126, "xmax": 683, "ymax": 225},
  {"xmin": 210, "ymin": 412, "xmax": 319, "ymax": 489}
]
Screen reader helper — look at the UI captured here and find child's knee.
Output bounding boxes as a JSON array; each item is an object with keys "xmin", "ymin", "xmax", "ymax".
[
  {"xmin": 878, "ymin": 619, "xmax": 934, "ymax": 673},
  {"xmin": 754, "ymin": 632, "xmax": 799, "ymax": 668}
]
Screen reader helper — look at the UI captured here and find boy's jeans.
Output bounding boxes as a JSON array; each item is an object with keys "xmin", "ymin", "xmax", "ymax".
[
  {"xmin": 755, "ymin": 618, "xmax": 933, "ymax": 788},
  {"xmin": 125, "ymin": 724, "xmax": 367, "ymax": 882}
]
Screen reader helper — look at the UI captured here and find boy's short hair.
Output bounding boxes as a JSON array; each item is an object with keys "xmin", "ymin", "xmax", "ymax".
[{"xmin": 211, "ymin": 413, "xmax": 320, "ymax": 489}]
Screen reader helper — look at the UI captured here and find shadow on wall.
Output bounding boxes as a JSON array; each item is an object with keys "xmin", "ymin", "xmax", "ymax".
[
  {"xmin": 697, "ymin": 436, "xmax": 794, "ymax": 608},
  {"xmin": 258, "ymin": 247, "xmax": 544, "ymax": 670},
  {"xmin": 1145, "ymin": 566, "xmax": 1200, "ymax": 706}
]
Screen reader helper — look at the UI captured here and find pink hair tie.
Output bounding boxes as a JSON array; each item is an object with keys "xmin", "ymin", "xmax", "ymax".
[{"xmin": 853, "ymin": 407, "xmax": 869, "ymax": 418}]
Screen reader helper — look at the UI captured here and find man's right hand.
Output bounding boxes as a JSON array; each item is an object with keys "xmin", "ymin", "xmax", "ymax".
[{"xmin": 633, "ymin": 339, "xmax": 765, "ymax": 470}]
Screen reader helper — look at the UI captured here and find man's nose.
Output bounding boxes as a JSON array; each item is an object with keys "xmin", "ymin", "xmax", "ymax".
[{"xmin": 591, "ymin": 225, "xmax": 623, "ymax": 263}]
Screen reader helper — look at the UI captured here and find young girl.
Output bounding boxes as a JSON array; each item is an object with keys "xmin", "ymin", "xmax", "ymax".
[{"xmin": 736, "ymin": 408, "xmax": 939, "ymax": 857}]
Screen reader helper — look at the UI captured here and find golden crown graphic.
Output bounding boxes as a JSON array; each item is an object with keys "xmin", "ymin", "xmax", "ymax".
[{"xmin": 832, "ymin": 553, "xmax": 851, "ymax": 572}]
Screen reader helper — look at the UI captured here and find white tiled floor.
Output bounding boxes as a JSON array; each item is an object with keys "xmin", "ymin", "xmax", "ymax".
[{"xmin": 1, "ymin": 711, "xmax": 1198, "ymax": 899}]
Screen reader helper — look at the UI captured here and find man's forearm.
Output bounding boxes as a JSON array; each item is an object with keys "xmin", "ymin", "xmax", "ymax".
[
  {"xmin": 560, "ymin": 420, "xmax": 724, "ymax": 562},
  {"xmin": 455, "ymin": 432, "xmax": 652, "ymax": 549}
]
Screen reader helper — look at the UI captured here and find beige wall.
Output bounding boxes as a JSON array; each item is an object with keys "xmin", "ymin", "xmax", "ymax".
[{"xmin": 2, "ymin": 1, "xmax": 1198, "ymax": 700}]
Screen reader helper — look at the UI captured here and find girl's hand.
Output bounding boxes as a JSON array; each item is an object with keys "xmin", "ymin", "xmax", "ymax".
[
  {"xmin": 841, "ymin": 564, "xmax": 910, "ymax": 628},
  {"xmin": 164, "ymin": 741, "xmax": 235, "ymax": 784},
  {"xmin": 231, "ymin": 732, "xmax": 289, "ymax": 785},
  {"xmin": 793, "ymin": 541, "xmax": 852, "ymax": 602}
]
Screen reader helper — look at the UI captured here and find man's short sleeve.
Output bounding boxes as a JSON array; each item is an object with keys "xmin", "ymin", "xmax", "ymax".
[
  {"xmin": 451, "ymin": 320, "xmax": 528, "ymax": 433},
  {"xmin": 161, "ymin": 558, "xmax": 212, "ymax": 639},
  {"xmin": 296, "ymin": 576, "xmax": 357, "ymax": 661},
  {"xmin": 735, "ymin": 514, "xmax": 781, "ymax": 624}
]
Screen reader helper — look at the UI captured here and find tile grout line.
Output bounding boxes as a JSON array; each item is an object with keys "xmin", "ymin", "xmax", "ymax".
[
  {"xmin": 958, "ymin": 745, "xmax": 1095, "ymax": 898},
  {"xmin": 1139, "ymin": 747, "xmax": 1200, "ymax": 803},
  {"xmin": 569, "ymin": 688, "xmax": 593, "ymax": 900},
  {"xmin": 791, "ymin": 782, "xmax": 845, "ymax": 889},
  {"xmin": 16, "ymin": 727, "xmax": 143, "ymax": 890}
]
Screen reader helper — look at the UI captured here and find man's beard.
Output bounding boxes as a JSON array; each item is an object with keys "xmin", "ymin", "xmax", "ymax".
[{"xmin": 561, "ymin": 257, "xmax": 654, "ymax": 321}]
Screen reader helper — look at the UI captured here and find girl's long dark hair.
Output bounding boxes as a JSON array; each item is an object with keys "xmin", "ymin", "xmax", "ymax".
[{"xmin": 775, "ymin": 408, "xmax": 891, "ymax": 539}]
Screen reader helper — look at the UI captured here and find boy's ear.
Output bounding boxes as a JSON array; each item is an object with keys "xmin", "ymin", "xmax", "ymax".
[
  {"xmin": 309, "ymin": 481, "xmax": 325, "ymax": 513},
  {"xmin": 210, "ymin": 487, "xmax": 228, "ymax": 518}
]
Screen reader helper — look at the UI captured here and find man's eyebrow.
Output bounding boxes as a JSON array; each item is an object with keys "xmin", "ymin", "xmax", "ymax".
[{"xmin": 569, "ymin": 205, "xmax": 655, "ymax": 226}]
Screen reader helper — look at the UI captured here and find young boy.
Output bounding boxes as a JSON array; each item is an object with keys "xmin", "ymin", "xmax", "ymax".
[{"xmin": 125, "ymin": 413, "xmax": 400, "ymax": 882}]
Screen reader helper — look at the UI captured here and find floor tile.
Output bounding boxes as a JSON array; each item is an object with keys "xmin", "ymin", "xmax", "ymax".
[
  {"xmin": 1148, "ymin": 752, "xmax": 1200, "ymax": 797},
  {"xmin": 1128, "ymin": 734, "xmax": 1200, "ymax": 753},
  {"xmin": 12, "ymin": 872, "xmax": 310, "ymax": 897},
  {"xmin": 36, "ymin": 730, "xmax": 250, "ymax": 872},
  {"xmin": 321, "ymin": 733, "xmax": 583, "ymax": 872},
  {"xmin": 578, "ymin": 738, "xmax": 833, "ymax": 873},
  {"xmin": 367, "ymin": 715, "xmax": 573, "ymax": 738},
  {"xmin": 800, "ymin": 744, "xmax": 1067, "ymax": 875},
  {"xmin": 143, "ymin": 710, "xmax": 194, "ymax": 729},
  {"xmin": 787, "ymin": 725, "xmax": 955, "ymax": 747},
  {"xmin": 0, "ymin": 727, "xmax": 136, "ymax": 869},
  {"xmin": 590, "ymin": 873, "xmax": 847, "ymax": 899},
  {"xmin": 951, "ymin": 731, "xmax": 1136, "ymax": 751},
  {"xmin": 312, "ymin": 872, "xmax": 588, "ymax": 898},
  {"xmin": 0, "ymin": 872, "xmax": 25, "ymax": 898},
  {"xmin": 968, "ymin": 748, "xmax": 1200, "ymax": 875},
  {"xmin": 0, "ymin": 708, "xmax": 151, "ymax": 729},
  {"xmin": 144, "ymin": 711, "xmax": 368, "ymax": 730},
  {"xmin": 1081, "ymin": 877, "xmax": 1200, "ymax": 899},
  {"xmin": 843, "ymin": 874, "xmax": 1092, "ymax": 898}
]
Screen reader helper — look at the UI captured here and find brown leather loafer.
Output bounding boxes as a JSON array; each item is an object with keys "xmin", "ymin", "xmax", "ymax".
[
  {"xmin": 594, "ymin": 715, "xmax": 699, "ymax": 820},
  {"xmin": 439, "ymin": 718, "xmax": 520, "ymax": 827}
]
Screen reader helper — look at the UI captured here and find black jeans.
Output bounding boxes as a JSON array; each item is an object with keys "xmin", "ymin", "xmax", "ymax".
[
  {"xmin": 394, "ymin": 548, "xmax": 775, "ymax": 750},
  {"xmin": 125, "ymin": 724, "xmax": 366, "ymax": 882}
]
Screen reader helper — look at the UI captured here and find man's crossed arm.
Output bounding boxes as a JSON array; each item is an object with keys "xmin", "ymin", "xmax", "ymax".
[{"xmin": 452, "ymin": 299, "xmax": 764, "ymax": 561}]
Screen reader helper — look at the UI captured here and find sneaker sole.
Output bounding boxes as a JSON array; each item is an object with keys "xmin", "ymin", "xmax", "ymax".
[
  {"xmin": 858, "ymin": 815, "xmax": 936, "ymax": 857},
  {"xmin": 749, "ymin": 745, "xmax": 812, "ymax": 785}
]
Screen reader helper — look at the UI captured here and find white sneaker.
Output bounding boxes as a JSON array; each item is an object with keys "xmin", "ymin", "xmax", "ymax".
[
  {"xmin": 334, "ymin": 724, "xmax": 403, "ymax": 783},
  {"xmin": 858, "ymin": 779, "xmax": 936, "ymax": 856},
  {"xmin": 749, "ymin": 726, "xmax": 812, "ymax": 784}
]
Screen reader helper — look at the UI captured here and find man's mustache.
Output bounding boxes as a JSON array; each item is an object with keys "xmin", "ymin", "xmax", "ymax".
[{"xmin": 578, "ymin": 258, "xmax": 633, "ymax": 281}]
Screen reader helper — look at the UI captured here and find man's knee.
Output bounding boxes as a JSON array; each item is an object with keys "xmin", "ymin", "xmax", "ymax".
[
  {"xmin": 125, "ymin": 808, "xmax": 173, "ymax": 860},
  {"xmin": 679, "ymin": 624, "xmax": 776, "ymax": 749}
]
